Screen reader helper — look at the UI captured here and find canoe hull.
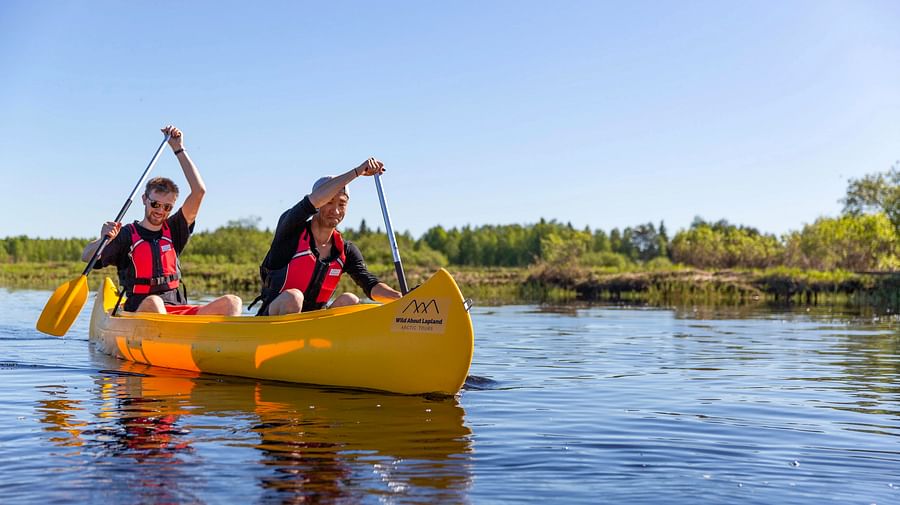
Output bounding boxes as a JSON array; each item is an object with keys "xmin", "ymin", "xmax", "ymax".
[{"xmin": 89, "ymin": 269, "xmax": 474, "ymax": 395}]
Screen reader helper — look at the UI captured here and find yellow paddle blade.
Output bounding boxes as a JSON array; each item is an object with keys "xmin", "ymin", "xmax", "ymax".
[{"xmin": 36, "ymin": 275, "xmax": 89, "ymax": 337}]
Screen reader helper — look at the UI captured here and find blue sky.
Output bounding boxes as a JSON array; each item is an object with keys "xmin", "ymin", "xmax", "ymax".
[{"xmin": 2, "ymin": 1, "xmax": 898, "ymax": 239}]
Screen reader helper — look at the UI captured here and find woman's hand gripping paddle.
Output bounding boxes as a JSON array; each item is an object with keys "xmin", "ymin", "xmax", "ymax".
[{"xmin": 35, "ymin": 134, "xmax": 170, "ymax": 336}]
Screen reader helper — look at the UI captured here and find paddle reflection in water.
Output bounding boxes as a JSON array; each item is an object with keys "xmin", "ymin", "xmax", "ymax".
[
  {"xmin": 36, "ymin": 360, "xmax": 473, "ymax": 503},
  {"xmin": 35, "ymin": 384, "xmax": 87, "ymax": 450}
]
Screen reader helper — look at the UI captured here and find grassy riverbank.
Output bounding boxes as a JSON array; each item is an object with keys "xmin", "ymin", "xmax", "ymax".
[
  {"xmin": 525, "ymin": 264, "xmax": 900, "ymax": 309},
  {"xmin": 2, "ymin": 261, "xmax": 897, "ymax": 310}
]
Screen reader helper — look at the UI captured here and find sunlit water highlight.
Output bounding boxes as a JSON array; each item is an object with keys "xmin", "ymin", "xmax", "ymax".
[{"xmin": 1, "ymin": 288, "xmax": 898, "ymax": 504}]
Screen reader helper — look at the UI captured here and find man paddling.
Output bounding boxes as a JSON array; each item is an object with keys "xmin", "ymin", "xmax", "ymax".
[
  {"xmin": 252, "ymin": 158, "xmax": 402, "ymax": 316},
  {"xmin": 81, "ymin": 125, "xmax": 242, "ymax": 316}
]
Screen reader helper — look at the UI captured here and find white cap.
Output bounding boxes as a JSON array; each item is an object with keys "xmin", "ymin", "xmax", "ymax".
[{"xmin": 311, "ymin": 175, "xmax": 349, "ymax": 198}]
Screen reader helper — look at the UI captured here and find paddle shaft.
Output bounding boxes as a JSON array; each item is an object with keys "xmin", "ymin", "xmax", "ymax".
[
  {"xmin": 82, "ymin": 135, "xmax": 171, "ymax": 275},
  {"xmin": 374, "ymin": 173, "xmax": 409, "ymax": 295}
]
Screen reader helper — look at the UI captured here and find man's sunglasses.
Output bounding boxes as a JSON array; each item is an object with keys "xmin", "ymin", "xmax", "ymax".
[{"xmin": 147, "ymin": 198, "xmax": 174, "ymax": 212}]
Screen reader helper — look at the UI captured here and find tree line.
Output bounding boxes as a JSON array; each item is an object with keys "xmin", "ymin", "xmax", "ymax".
[{"xmin": 3, "ymin": 166, "xmax": 898, "ymax": 272}]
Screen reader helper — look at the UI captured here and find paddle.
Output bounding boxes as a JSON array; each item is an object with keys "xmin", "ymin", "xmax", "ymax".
[
  {"xmin": 35, "ymin": 135, "xmax": 171, "ymax": 336},
  {"xmin": 374, "ymin": 172, "xmax": 409, "ymax": 295}
]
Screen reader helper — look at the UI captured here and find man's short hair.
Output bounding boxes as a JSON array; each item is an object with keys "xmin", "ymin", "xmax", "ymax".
[{"xmin": 145, "ymin": 177, "xmax": 179, "ymax": 196}]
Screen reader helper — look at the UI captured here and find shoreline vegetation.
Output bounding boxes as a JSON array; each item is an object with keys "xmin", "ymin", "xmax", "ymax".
[
  {"xmin": 1, "ymin": 261, "xmax": 897, "ymax": 313},
  {"xmin": 0, "ymin": 262, "xmax": 900, "ymax": 313},
  {"xmin": 3, "ymin": 166, "xmax": 898, "ymax": 311}
]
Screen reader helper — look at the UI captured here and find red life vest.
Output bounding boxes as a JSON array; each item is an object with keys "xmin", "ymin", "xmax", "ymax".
[
  {"xmin": 280, "ymin": 228, "xmax": 346, "ymax": 305},
  {"xmin": 126, "ymin": 222, "xmax": 181, "ymax": 295}
]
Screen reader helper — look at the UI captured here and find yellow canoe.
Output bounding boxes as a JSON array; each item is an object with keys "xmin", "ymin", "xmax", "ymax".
[{"xmin": 89, "ymin": 268, "xmax": 474, "ymax": 395}]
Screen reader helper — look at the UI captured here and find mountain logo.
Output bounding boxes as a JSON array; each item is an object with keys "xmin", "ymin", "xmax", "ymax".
[{"xmin": 402, "ymin": 299, "xmax": 440, "ymax": 314}]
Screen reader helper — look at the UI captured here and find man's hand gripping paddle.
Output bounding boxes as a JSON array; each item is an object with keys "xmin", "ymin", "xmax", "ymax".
[{"xmin": 35, "ymin": 134, "xmax": 170, "ymax": 336}]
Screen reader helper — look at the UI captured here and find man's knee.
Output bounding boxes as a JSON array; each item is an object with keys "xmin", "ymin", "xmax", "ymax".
[
  {"xmin": 136, "ymin": 295, "xmax": 166, "ymax": 313},
  {"xmin": 271, "ymin": 289, "xmax": 304, "ymax": 315},
  {"xmin": 331, "ymin": 293, "xmax": 360, "ymax": 308},
  {"xmin": 284, "ymin": 289, "xmax": 304, "ymax": 309},
  {"xmin": 195, "ymin": 294, "xmax": 243, "ymax": 316},
  {"xmin": 218, "ymin": 294, "xmax": 243, "ymax": 316}
]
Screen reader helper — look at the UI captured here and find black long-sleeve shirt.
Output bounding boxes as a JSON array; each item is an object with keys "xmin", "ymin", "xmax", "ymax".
[{"xmin": 261, "ymin": 196, "xmax": 381, "ymax": 307}]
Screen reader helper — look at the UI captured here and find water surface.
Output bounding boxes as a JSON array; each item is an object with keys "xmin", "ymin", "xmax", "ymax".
[{"xmin": 1, "ymin": 288, "xmax": 898, "ymax": 504}]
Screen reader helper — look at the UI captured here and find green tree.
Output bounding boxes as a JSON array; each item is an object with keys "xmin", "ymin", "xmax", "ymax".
[
  {"xmin": 657, "ymin": 221, "xmax": 669, "ymax": 259},
  {"xmin": 842, "ymin": 163, "xmax": 900, "ymax": 236},
  {"xmin": 630, "ymin": 222, "xmax": 662, "ymax": 262},
  {"xmin": 608, "ymin": 228, "xmax": 623, "ymax": 256},
  {"xmin": 784, "ymin": 213, "xmax": 899, "ymax": 271},
  {"xmin": 671, "ymin": 217, "xmax": 782, "ymax": 269},
  {"xmin": 592, "ymin": 229, "xmax": 610, "ymax": 253}
]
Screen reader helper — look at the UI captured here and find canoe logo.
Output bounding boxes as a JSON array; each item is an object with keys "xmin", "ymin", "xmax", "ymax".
[
  {"xmin": 402, "ymin": 299, "xmax": 439, "ymax": 314},
  {"xmin": 393, "ymin": 297, "xmax": 447, "ymax": 334}
]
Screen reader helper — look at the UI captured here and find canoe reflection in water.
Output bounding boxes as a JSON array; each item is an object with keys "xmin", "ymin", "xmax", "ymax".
[
  {"xmin": 37, "ymin": 359, "xmax": 474, "ymax": 503},
  {"xmin": 36, "ymin": 384, "xmax": 191, "ymax": 460},
  {"xmin": 248, "ymin": 380, "xmax": 473, "ymax": 503},
  {"xmin": 36, "ymin": 373, "xmax": 200, "ymax": 504}
]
